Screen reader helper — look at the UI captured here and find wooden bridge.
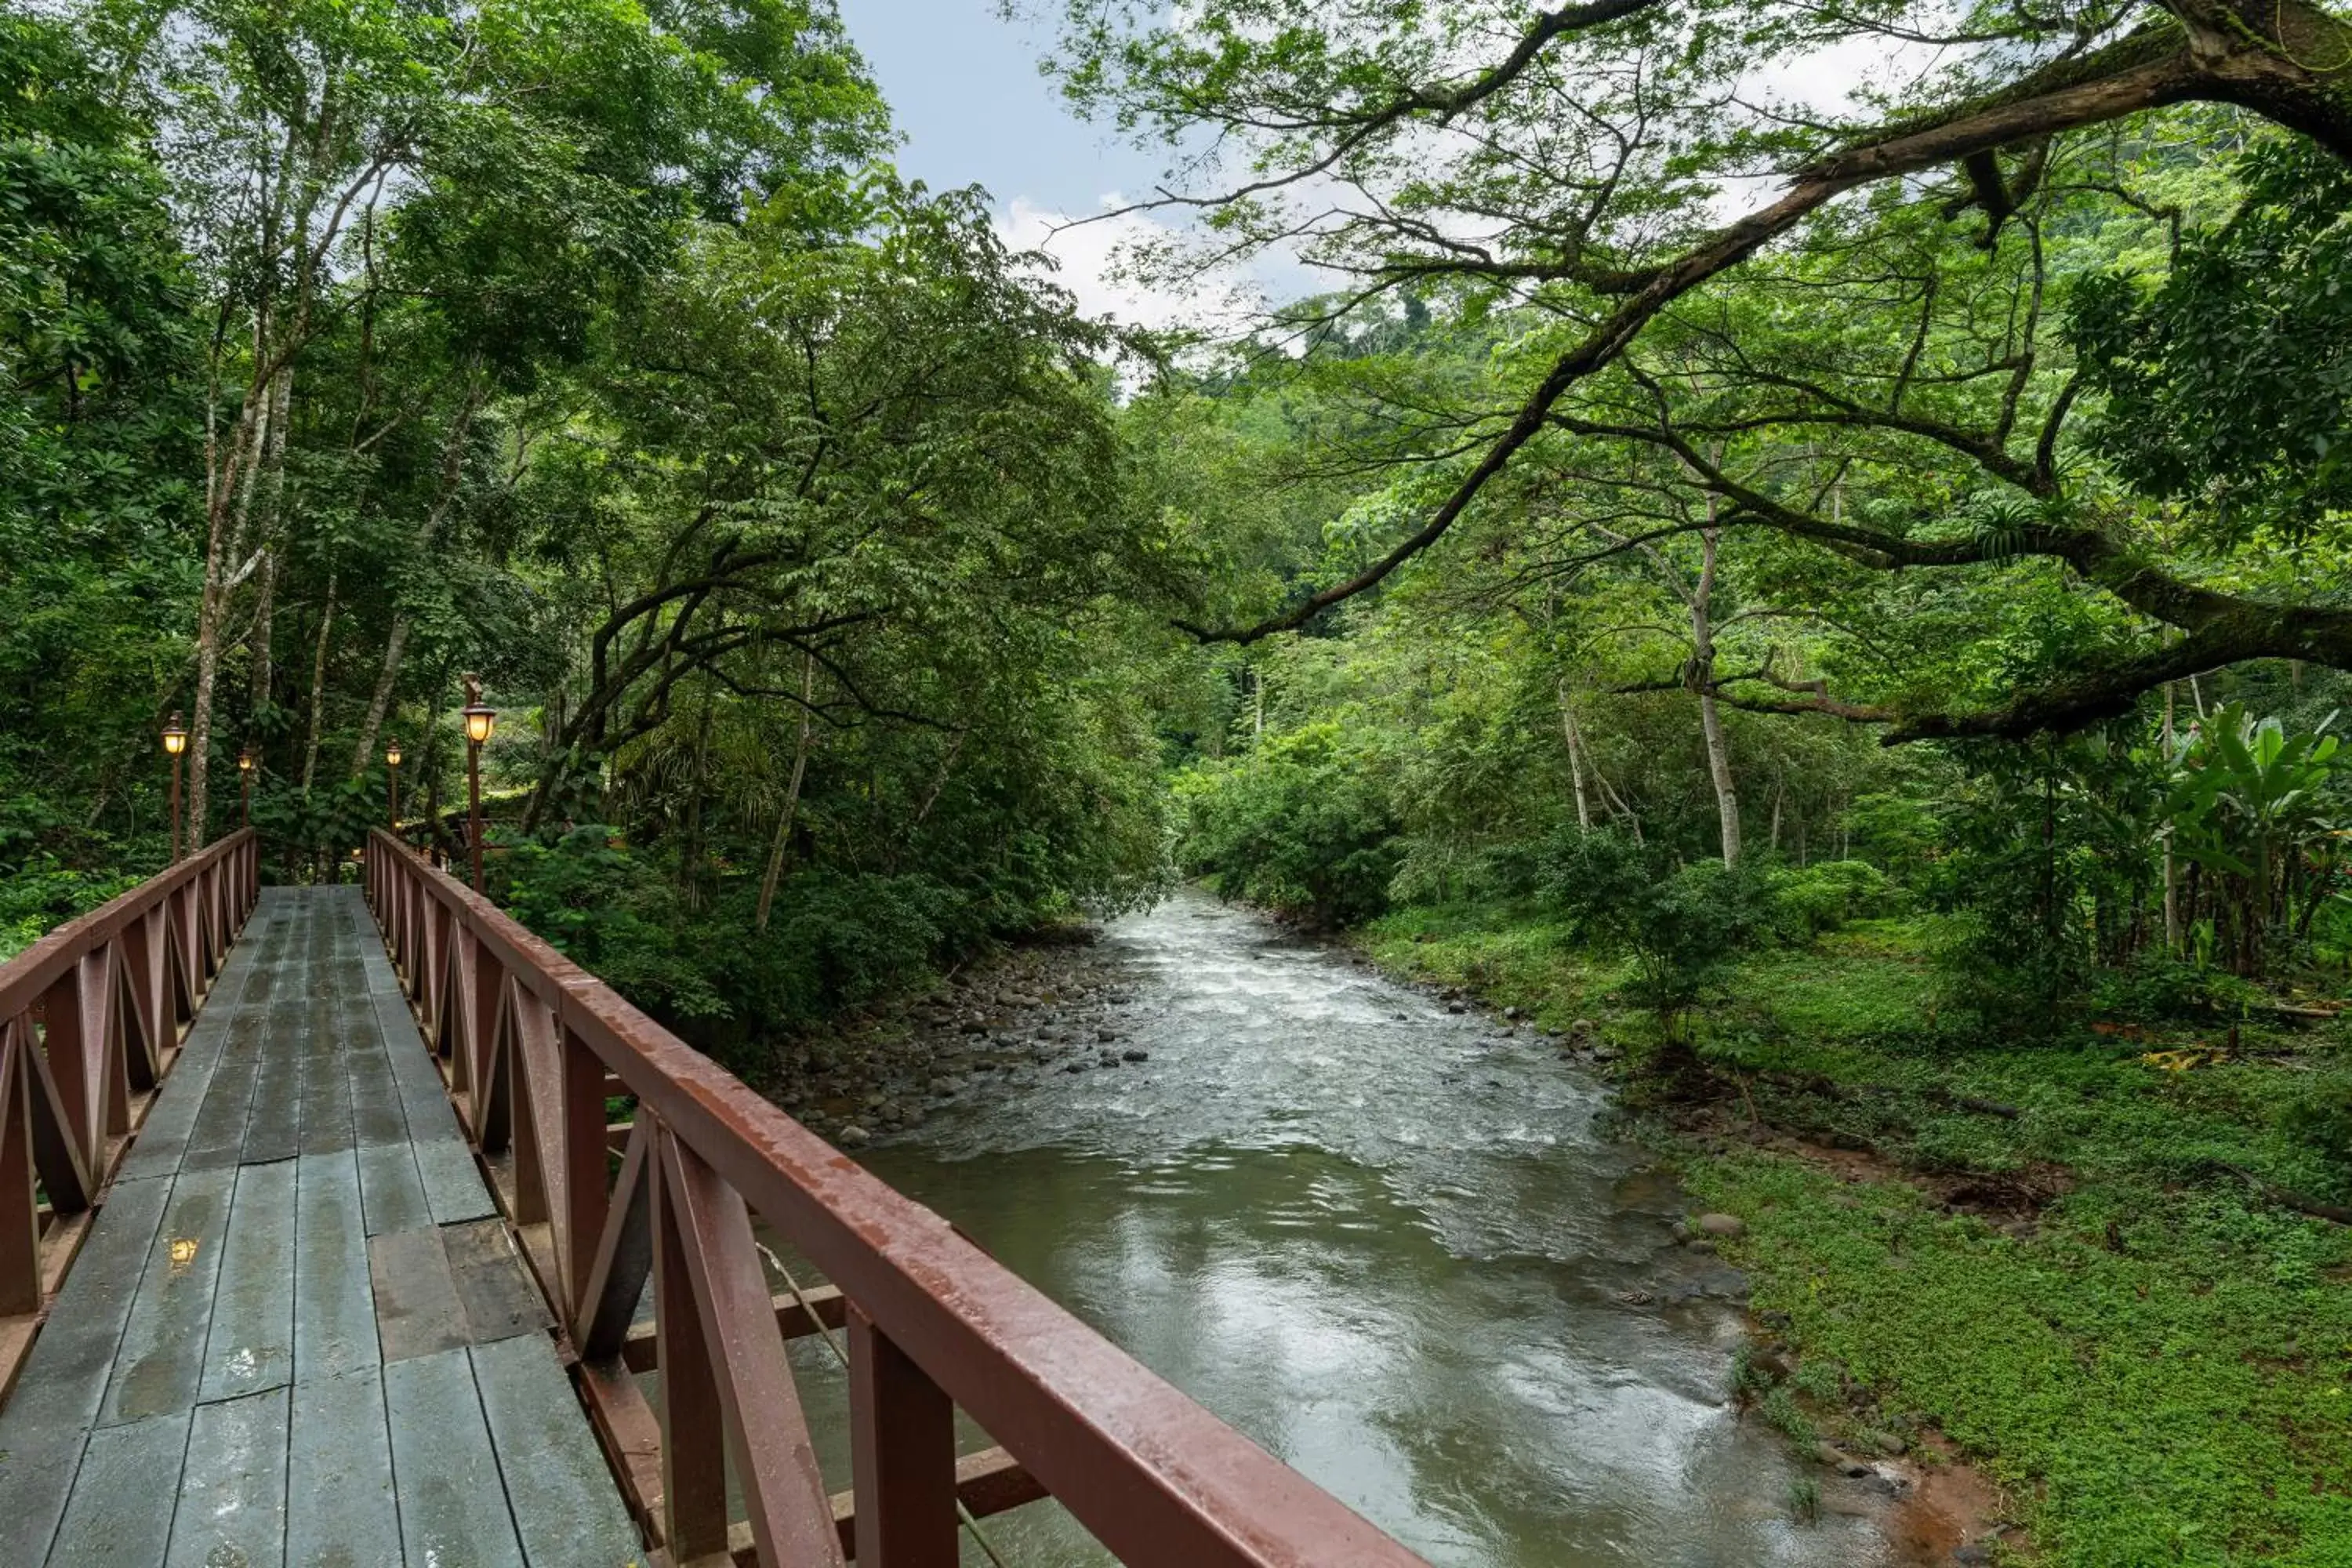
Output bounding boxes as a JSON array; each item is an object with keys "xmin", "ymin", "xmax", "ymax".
[{"xmin": 0, "ymin": 830, "xmax": 1432, "ymax": 1566}]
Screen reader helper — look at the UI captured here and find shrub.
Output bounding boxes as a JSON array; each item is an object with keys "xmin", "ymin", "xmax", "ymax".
[
  {"xmin": 2282, "ymin": 1071, "xmax": 2352, "ymax": 1164},
  {"xmin": 1541, "ymin": 826, "xmax": 1773, "ymax": 1043},
  {"xmin": 1767, "ymin": 859, "xmax": 1904, "ymax": 941},
  {"xmin": 500, "ymin": 826, "xmax": 729, "ymax": 1022},
  {"xmin": 1173, "ymin": 722, "xmax": 1401, "ymax": 926}
]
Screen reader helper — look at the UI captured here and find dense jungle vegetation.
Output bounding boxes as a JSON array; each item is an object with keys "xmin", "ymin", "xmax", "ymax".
[{"xmin": 6, "ymin": 0, "xmax": 2352, "ymax": 1559}]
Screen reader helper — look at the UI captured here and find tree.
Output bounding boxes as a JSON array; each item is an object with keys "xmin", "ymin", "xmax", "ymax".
[
  {"xmin": 0, "ymin": 12, "xmax": 203, "ymax": 858},
  {"xmin": 1044, "ymin": 0, "xmax": 2352, "ymax": 739},
  {"xmin": 82, "ymin": 0, "xmax": 888, "ymax": 844}
]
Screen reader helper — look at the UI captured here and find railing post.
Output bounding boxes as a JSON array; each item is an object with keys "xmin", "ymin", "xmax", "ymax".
[
  {"xmin": 0, "ymin": 1026, "xmax": 39, "ymax": 1317},
  {"xmin": 39, "ymin": 960, "xmax": 97, "ymax": 1173},
  {"xmin": 559, "ymin": 1027, "xmax": 610, "ymax": 1326},
  {"xmin": 652, "ymin": 1133, "xmax": 731, "ymax": 1562},
  {"xmin": 849, "ymin": 1305, "xmax": 959, "ymax": 1568},
  {"xmin": 122, "ymin": 909, "xmax": 164, "ymax": 1070}
]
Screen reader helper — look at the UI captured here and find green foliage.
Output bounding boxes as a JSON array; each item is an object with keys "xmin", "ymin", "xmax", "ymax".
[
  {"xmin": 1766, "ymin": 859, "xmax": 1904, "ymax": 940},
  {"xmin": 1686, "ymin": 1154, "xmax": 2352, "ymax": 1566},
  {"xmin": 2162, "ymin": 706, "xmax": 2349, "ymax": 975},
  {"xmin": 1541, "ymin": 826, "xmax": 1774, "ymax": 1039},
  {"xmin": 1928, "ymin": 737, "xmax": 2171, "ymax": 1028},
  {"xmin": 501, "ymin": 828, "xmax": 729, "ymax": 1022},
  {"xmin": 2281, "ymin": 1069, "xmax": 2352, "ymax": 1167},
  {"xmin": 0, "ymin": 858, "xmax": 143, "ymax": 961},
  {"xmin": 2071, "ymin": 140, "xmax": 2352, "ymax": 547},
  {"xmin": 1174, "ymin": 721, "xmax": 1401, "ymax": 926},
  {"xmin": 0, "ymin": 11, "xmax": 201, "ymax": 881}
]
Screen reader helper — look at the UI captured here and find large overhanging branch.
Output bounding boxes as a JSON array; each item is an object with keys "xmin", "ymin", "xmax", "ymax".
[{"xmin": 1180, "ymin": 1, "xmax": 2351, "ymax": 644}]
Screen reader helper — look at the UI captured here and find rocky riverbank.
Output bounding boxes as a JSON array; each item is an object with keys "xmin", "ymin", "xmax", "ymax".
[{"xmin": 764, "ymin": 929, "xmax": 1156, "ymax": 1147}]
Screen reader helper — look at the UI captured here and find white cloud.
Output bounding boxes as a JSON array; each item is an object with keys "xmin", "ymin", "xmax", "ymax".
[{"xmin": 995, "ymin": 194, "xmax": 1312, "ymax": 339}]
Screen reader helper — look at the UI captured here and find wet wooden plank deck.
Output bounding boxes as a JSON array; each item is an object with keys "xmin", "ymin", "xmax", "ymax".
[{"xmin": 0, "ymin": 887, "xmax": 646, "ymax": 1568}]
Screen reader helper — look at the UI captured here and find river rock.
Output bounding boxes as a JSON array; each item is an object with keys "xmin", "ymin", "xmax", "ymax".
[
  {"xmin": 928, "ymin": 1076, "xmax": 956, "ymax": 1095},
  {"xmin": 1446, "ymin": 1002, "xmax": 1468, "ymax": 1014},
  {"xmin": 1813, "ymin": 1443, "xmax": 1871, "ymax": 1477},
  {"xmin": 837, "ymin": 1123, "xmax": 871, "ymax": 1149},
  {"xmin": 1097, "ymin": 1027, "xmax": 1118, "ymax": 1043},
  {"xmin": 1063, "ymin": 1062, "xmax": 1087, "ymax": 1073},
  {"xmin": 1694, "ymin": 1213, "xmax": 1745, "ymax": 1239},
  {"xmin": 1867, "ymin": 1429, "xmax": 1907, "ymax": 1456},
  {"xmin": 1122, "ymin": 1047, "xmax": 1149, "ymax": 1062},
  {"xmin": 1098, "ymin": 1051, "xmax": 1120, "ymax": 1067}
]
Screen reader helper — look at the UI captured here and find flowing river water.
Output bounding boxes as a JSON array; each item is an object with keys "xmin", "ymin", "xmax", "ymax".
[{"xmin": 779, "ymin": 890, "xmax": 1918, "ymax": 1566}]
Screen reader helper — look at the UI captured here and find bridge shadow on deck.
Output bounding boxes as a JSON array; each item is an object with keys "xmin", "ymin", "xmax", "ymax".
[{"xmin": 0, "ymin": 887, "xmax": 644, "ymax": 1568}]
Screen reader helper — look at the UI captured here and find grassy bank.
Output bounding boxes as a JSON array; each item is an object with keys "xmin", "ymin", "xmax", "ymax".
[{"xmin": 1359, "ymin": 902, "xmax": 2352, "ymax": 1567}]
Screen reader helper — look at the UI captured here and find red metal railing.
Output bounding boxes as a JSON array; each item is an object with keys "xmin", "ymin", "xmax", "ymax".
[
  {"xmin": 364, "ymin": 829, "xmax": 1431, "ymax": 1567},
  {"xmin": 0, "ymin": 829, "xmax": 260, "ymax": 1403}
]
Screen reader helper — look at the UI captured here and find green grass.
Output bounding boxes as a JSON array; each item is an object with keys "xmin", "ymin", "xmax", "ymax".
[
  {"xmin": 1359, "ymin": 899, "xmax": 2352, "ymax": 1566},
  {"xmin": 1686, "ymin": 1156, "xmax": 2352, "ymax": 1566}
]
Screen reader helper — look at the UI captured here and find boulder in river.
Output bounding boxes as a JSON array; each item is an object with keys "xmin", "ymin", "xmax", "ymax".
[
  {"xmin": 837, "ymin": 1124, "xmax": 872, "ymax": 1149},
  {"xmin": 1122, "ymin": 1047, "xmax": 1149, "ymax": 1062}
]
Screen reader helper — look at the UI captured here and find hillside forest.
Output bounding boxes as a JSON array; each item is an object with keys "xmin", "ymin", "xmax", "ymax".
[{"xmin": 6, "ymin": 0, "xmax": 2352, "ymax": 1561}]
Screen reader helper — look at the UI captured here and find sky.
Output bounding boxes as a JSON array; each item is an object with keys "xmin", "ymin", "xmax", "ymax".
[
  {"xmin": 826, "ymin": 3, "xmax": 1929, "ymax": 332},
  {"xmin": 832, "ymin": 0, "xmax": 1233, "ymax": 329}
]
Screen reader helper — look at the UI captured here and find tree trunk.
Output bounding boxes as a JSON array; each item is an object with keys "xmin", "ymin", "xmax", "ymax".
[
  {"xmin": 1692, "ymin": 530, "xmax": 1741, "ymax": 866},
  {"xmin": 247, "ymin": 365, "xmax": 293, "ymax": 717},
  {"xmin": 187, "ymin": 394, "xmax": 266, "ymax": 851},
  {"xmin": 349, "ymin": 380, "xmax": 481, "ymax": 776},
  {"xmin": 2162, "ymin": 677, "xmax": 2180, "ymax": 953},
  {"xmin": 300, "ymin": 575, "xmax": 337, "ymax": 795},
  {"xmin": 755, "ymin": 655, "xmax": 818, "ymax": 934},
  {"xmin": 1559, "ymin": 683, "xmax": 1592, "ymax": 830},
  {"xmin": 677, "ymin": 679, "xmax": 716, "ymax": 909}
]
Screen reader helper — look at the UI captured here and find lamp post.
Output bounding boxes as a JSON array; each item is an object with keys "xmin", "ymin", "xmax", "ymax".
[
  {"xmin": 460, "ymin": 674, "xmax": 496, "ymax": 894},
  {"xmin": 237, "ymin": 745, "xmax": 255, "ymax": 829},
  {"xmin": 385, "ymin": 738, "xmax": 403, "ymax": 840},
  {"xmin": 162, "ymin": 712, "xmax": 188, "ymax": 863}
]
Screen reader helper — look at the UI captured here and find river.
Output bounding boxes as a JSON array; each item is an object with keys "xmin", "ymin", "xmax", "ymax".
[{"xmin": 782, "ymin": 890, "xmax": 1911, "ymax": 1566}]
